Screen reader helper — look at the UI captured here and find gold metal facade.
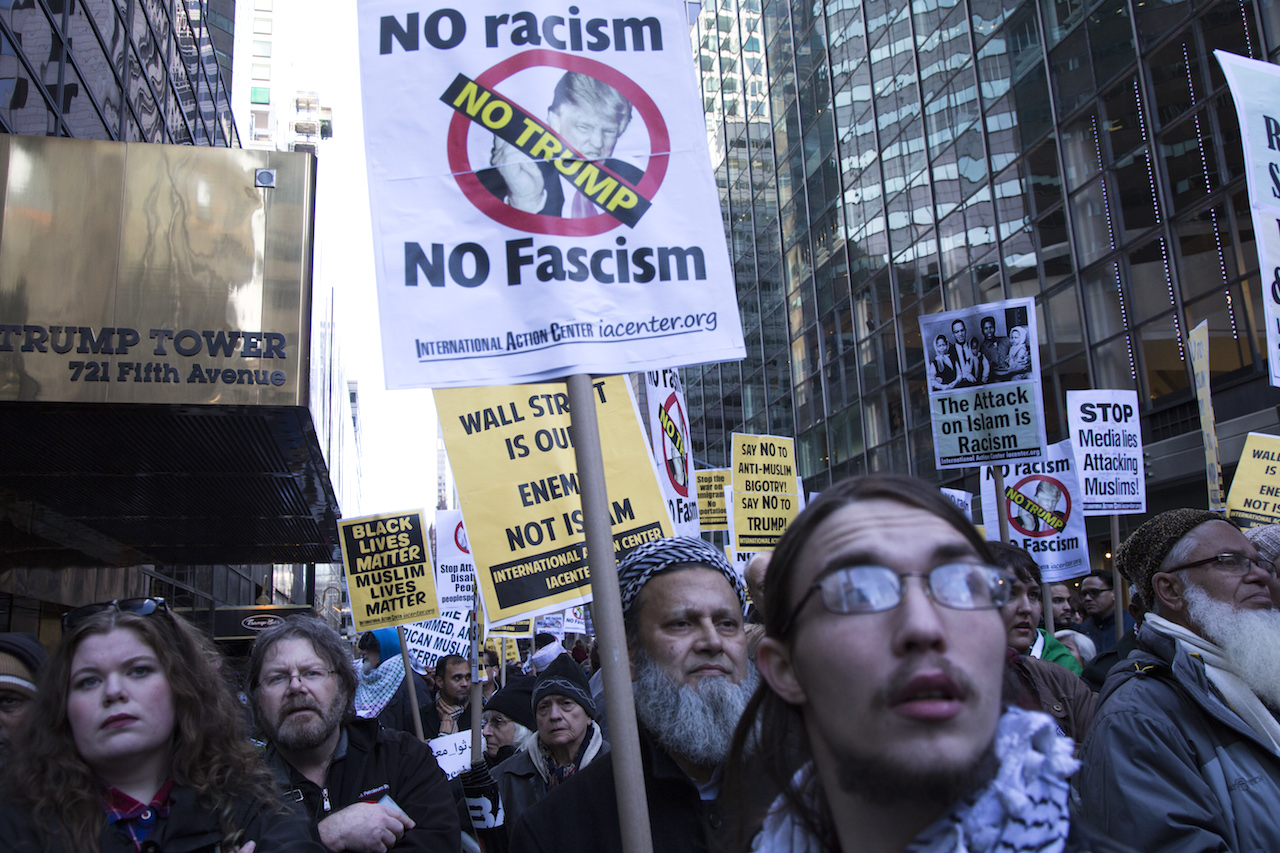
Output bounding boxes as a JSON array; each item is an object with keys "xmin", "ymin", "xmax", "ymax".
[{"xmin": 0, "ymin": 134, "xmax": 314, "ymax": 406}]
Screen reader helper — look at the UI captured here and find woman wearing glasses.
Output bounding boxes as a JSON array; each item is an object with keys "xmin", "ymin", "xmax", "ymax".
[{"xmin": 0, "ymin": 599, "xmax": 323, "ymax": 853}]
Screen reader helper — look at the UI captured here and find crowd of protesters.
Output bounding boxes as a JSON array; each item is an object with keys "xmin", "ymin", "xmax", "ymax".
[{"xmin": 2, "ymin": 472, "xmax": 1279, "ymax": 851}]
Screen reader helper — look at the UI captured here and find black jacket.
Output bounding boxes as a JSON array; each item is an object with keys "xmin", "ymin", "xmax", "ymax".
[
  {"xmin": 423, "ymin": 702, "xmax": 473, "ymax": 740},
  {"xmin": 266, "ymin": 716, "xmax": 461, "ymax": 852},
  {"xmin": 509, "ymin": 726, "xmax": 724, "ymax": 853},
  {"xmin": 376, "ymin": 671, "xmax": 433, "ymax": 736},
  {"xmin": 0, "ymin": 784, "xmax": 323, "ymax": 853}
]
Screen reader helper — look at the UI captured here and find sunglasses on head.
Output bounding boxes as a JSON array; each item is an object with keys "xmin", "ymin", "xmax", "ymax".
[{"xmin": 62, "ymin": 597, "xmax": 169, "ymax": 631}]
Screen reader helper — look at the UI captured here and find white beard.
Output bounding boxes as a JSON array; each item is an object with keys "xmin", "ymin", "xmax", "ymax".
[
  {"xmin": 1184, "ymin": 584, "xmax": 1280, "ymax": 709},
  {"xmin": 632, "ymin": 649, "xmax": 758, "ymax": 766}
]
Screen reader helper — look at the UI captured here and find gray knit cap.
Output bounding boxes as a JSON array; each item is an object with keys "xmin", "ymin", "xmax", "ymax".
[
  {"xmin": 616, "ymin": 536, "xmax": 746, "ymax": 618},
  {"xmin": 1244, "ymin": 524, "xmax": 1280, "ymax": 563}
]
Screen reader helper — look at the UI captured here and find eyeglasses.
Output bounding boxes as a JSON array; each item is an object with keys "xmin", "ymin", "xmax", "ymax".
[
  {"xmin": 258, "ymin": 668, "xmax": 336, "ymax": 692},
  {"xmin": 62, "ymin": 597, "xmax": 168, "ymax": 631},
  {"xmin": 780, "ymin": 563, "xmax": 1009, "ymax": 634},
  {"xmin": 1079, "ymin": 588, "xmax": 1111, "ymax": 599},
  {"xmin": 1164, "ymin": 552, "xmax": 1277, "ymax": 577},
  {"xmin": 482, "ymin": 714, "xmax": 512, "ymax": 728}
]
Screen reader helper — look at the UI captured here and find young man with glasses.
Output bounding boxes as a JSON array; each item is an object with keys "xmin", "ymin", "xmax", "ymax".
[
  {"xmin": 1077, "ymin": 571, "xmax": 1135, "ymax": 657},
  {"xmin": 248, "ymin": 617, "xmax": 461, "ymax": 852},
  {"xmin": 730, "ymin": 474, "xmax": 1124, "ymax": 852},
  {"xmin": 1076, "ymin": 508, "xmax": 1280, "ymax": 851}
]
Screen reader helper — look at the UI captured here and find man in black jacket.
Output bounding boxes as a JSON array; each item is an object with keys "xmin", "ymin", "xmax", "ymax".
[
  {"xmin": 250, "ymin": 617, "xmax": 460, "ymax": 853},
  {"xmin": 510, "ymin": 536, "xmax": 758, "ymax": 853}
]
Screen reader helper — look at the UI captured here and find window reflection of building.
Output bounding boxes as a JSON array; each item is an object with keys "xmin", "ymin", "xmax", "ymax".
[{"xmin": 687, "ymin": 0, "xmax": 1278, "ymax": 546}]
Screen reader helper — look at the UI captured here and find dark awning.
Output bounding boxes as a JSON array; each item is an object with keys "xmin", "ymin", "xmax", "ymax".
[{"xmin": 0, "ymin": 402, "xmax": 341, "ymax": 567}]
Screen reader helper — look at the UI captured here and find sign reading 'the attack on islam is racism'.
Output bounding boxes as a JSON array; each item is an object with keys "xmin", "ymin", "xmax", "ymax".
[
  {"xmin": 919, "ymin": 297, "xmax": 1047, "ymax": 469},
  {"xmin": 357, "ymin": 2, "xmax": 747, "ymax": 388}
]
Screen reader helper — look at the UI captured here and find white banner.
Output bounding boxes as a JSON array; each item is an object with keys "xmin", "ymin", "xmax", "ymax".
[
  {"xmin": 401, "ymin": 611, "xmax": 474, "ymax": 673},
  {"xmin": 434, "ymin": 510, "xmax": 477, "ymax": 609},
  {"xmin": 358, "ymin": 1, "xmax": 746, "ymax": 388},
  {"xmin": 1065, "ymin": 390, "xmax": 1146, "ymax": 515},
  {"xmin": 534, "ymin": 612, "xmax": 565, "ymax": 640},
  {"xmin": 980, "ymin": 440, "xmax": 1091, "ymax": 583},
  {"xmin": 920, "ymin": 298, "xmax": 1046, "ymax": 469},
  {"xmin": 563, "ymin": 605, "xmax": 586, "ymax": 634},
  {"xmin": 1215, "ymin": 51, "xmax": 1280, "ymax": 389},
  {"xmin": 941, "ymin": 487, "xmax": 973, "ymax": 521},
  {"xmin": 644, "ymin": 368, "xmax": 699, "ymax": 537},
  {"xmin": 428, "ymin": 732, "xmax": 472, "ymax": 779}
]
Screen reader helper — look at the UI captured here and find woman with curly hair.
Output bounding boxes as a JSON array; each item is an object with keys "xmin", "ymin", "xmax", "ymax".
[{"xmin": 0, "ymin": 598, "xmax": 323, "ymax": 853}]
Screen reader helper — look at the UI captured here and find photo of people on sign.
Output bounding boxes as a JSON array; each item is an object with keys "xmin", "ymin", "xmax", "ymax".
[
  {"xmin": 920, "ymin": 297, "xmax": 1046, "ymax": 469},
  {"xmin": 358, "ymin": 1, "xmax": 746, "ymax": 388},
  {"xmin": 980, "ymin": 441, "xmax": 1090, "ymax": 583}
]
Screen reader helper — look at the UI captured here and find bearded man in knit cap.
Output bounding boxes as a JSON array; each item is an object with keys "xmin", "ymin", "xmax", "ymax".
[
  {"xmin": 510, "ymin": 536, "xmax": 758, "ymax": 853},
  {"xmin": 1076, "ymin": 508, "xmax": 1280, "ymax": 850},
  {"xmin": 0, "ymin": 633, "xmax": 45, "ymax": 766}
]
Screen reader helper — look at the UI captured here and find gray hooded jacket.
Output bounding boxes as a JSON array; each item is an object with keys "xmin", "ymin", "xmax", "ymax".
[{"xmin": 1075, "ymin": 622, "xmax": 1280, "ymax": 852}]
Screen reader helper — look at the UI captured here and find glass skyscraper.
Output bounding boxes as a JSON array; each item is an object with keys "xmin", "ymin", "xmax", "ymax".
[
  {"xmin": 0, "ymin": 0, "xmax": 238, "ymax": 146},
  {"xmin": 687, "ymin": 0, "xmax": 1280, "ymax": 523}
]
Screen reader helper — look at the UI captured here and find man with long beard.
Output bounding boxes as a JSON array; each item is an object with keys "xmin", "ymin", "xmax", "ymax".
[
  {"xmin": 735, "ymin": 475, "xmax": 1121, "ymax": 853},
  {"xmin": 249, "ymin": 617, "xmax": 460, "ymax": 852},
  {"xmin": 1077, "ymin": 508, "xmax": 1280, "ymax": 850},
  {"xmin": 510, "ymin": 537, "xmax": 758, "ymax": 853}
]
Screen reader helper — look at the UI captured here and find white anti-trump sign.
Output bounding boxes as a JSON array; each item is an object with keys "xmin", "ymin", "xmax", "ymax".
[{"xmin": 358, "ymin": 2, "xmax": 746, "ymax": 388}]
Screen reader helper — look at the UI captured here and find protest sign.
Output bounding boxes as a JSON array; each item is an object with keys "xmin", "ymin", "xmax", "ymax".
[
  {"xmin": 696, "ymin": 469, "xmax": 730, "ymax": 530},
  {"xmin": 941, "ymin": 488, "xmax": 973, "ymax": 521},
  {"xmin": 730, "ymin": 434, "xmax": 801, "ymax": 552},
  {"xmin": 1227, "ymin": 432, "xmax": 1280, "ymax": 527},
  {"xmin": 338, "ymin": 510, "xmax": 439, "ymax": 631},
  {"xmin": 1188, "ymin": 321, "xmax": 1226, "ymax": 510},
  {"xmin": 1065, "ymin": 390, "xmax": 1146, "ymax": 515},
  {"xmin": 401, "ymin": 610, "xmax": 473, "ymax": 673},
  {"xmin": 564, "ymin": 606, "xmax": 587, "ymax": 634},
  {"xmin": 428, "ymin": 732, "xmax": 471, "ymax": 779},
  {"xmin": 1215, "ymin": 52, "xmax": 1280, "ymax": 390},
  {"xmin": 535, "ymin": 612, "xmax": 565, "ymax": 640},
  {"xmin": 980, "ymin": 440, "xmax": 1091, "ymax": 583},
  {"xmin": 486, "ymin": 618, "xmax": 533, "ymax": 636},
  {"xmin": 920, "ymin": 298, "xmax": 1046, "ymax": 469},
  {"xmin": 436, "ymin": 375, "xmax": 672, "ymax": 626},
  {"xmin": 357, "ymin": 0, "xmax": 746, "ymax": 388},
  {"xmin": 434, "ymin": 509, "xmax": 477, "ymax": 610},
  {"xmin": 644, "ymin": 368, "xmax": 699, "ymax": 537},
  {"xmin": 486, "ymin": 637, "xmax": 521, "ymax": 664}
]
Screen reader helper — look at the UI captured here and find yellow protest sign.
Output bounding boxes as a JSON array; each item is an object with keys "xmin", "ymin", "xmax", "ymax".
[
  {"xmin": 696, "ymin": 469, "xmax": 730, "ymax": 530},
  {"xmin": 1227, "ymin": 432, "xmax": 1280, "ymax": 527},
  {"xmin": 731, "ymin": 489, "xmax": 801, "ymax": 550},
  {"xmin": 338, "ymin": 510, "xmax": 439, "ymax": 631},
  {"xmin": 730, "ymin": 434, "xmax": 801, "ymax": 551},
  {"xmin": 1189, "ymin": 321, "xmax": 1225, "ymax": 510},
  {"xmin": 487, "ymin": 619, "xmax": 533, "ymax": 637},
  {"xmin": 485, "ymin": 637, "xmax": 521, "ymax": 664},
  {"xmin": 435, "ymin": 376, "xmax": 673, "ymax": 627},
  {"xmin": 731, "ymin": 433, "xmax": 801, "ymax": 495}
]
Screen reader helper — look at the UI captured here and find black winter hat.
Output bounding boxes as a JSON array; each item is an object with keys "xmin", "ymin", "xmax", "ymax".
[
  {"xmin": 485, "ymin": 675, "xmax": 536, "ymax": 731},
  {"xmin": 532, "ymin": 654, "xmax": 596, "ymax": 719}
]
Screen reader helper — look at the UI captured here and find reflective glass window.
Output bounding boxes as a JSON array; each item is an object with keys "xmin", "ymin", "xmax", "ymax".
[
  {"xmin": 1049, "ymin": 27, "xmax": 1091, "ymax": 115},
  {"xmin": 1087, "ymin": 0, "xmax": 1134, "ymax": 88},
  {"xmin": 1137, "ymin": 313, "xmax": 1190, "ymax": 399},
  {"xmin": 1113, "ymin": 149, "xmax": 1159, "ymax": 243},
  {"xmin": 1176, "ymin": 203, "xmax": 1237, "ymax": 301},
  {"xmin": 1128, "ymin": 238, "xmax": 1175, "ymax": 324}
]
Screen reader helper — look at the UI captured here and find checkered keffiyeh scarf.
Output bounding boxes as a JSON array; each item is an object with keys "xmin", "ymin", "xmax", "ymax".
[
  {"xmin": 354, "ymin": 655, "xmax": 406, "ymax": 719},
  {"xmin": 752, "ymin": 707, "xmax": 1078, "ymax": 853},
  {"xmin": 617, "ymin": 536, "xmax": 747, "ymax": 617}
]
